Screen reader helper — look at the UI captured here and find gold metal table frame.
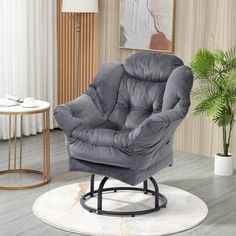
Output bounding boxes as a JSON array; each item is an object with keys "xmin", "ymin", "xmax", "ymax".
[{"xmin": 0, "ymin": 101, "xmax": 50, "ymax": 190}]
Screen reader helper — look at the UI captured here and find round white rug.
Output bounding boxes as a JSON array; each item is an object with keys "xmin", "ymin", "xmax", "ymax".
[{"xmin": 33, "ymin": 180, "xmax": 208, "ymax": 236}]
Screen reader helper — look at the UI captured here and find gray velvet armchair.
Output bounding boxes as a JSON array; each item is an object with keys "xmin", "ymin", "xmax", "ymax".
[{"xmin": 54, "ymin": 52, "xmax": 193, "ymax": 216}]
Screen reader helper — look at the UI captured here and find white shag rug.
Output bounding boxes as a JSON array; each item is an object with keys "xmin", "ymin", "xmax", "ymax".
[{"xmin": 33, "ymin": 180, "xmax": 208, "ymax": 236}]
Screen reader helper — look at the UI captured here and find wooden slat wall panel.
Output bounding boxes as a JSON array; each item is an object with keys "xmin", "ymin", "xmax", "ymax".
[
  {"xmin": 57, "ymin": 0, "xmax": 77, "ymax": 104},
  {"xmin": 78, "ymin": 13, "xmax": 99, "ymax": 95},
  {"xmin": 57, "ymin": 1, "xmax": 98, "ymax": 104}
]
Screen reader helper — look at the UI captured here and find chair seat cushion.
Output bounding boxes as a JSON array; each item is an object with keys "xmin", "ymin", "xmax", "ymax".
[
  {"xmin": 69, "ymin": 139, "xmax": 134, "ymax": 169},
  {"xmin": 70, "ymin": 121, "xmax": 134, "ymax": 168},
  {"xmin": 71, "ymin": 121, "xmax": 132, "ymax": 148},
  {"xmin": 69, "ymin": 130, "xmax": 173, "ymax": 171}
]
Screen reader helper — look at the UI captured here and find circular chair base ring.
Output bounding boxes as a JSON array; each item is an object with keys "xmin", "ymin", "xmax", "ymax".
[{"xmin": 80, "ymin": 186, "xmax": 167, "ymax": 216}]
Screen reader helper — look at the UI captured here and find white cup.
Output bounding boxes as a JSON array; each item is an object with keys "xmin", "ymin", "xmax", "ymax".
[{"xmin": 24, "ymin": 97, "xmax": 35, "ymax": 105}]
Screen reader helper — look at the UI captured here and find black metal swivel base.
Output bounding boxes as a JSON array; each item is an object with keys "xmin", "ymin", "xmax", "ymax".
[{"xmin": 80, "ymin": 174, "xmax": 167, "ymax": 217}]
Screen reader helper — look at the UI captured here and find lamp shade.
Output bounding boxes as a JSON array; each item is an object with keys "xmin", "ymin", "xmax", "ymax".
[{"xmin": 62, "ymin": 0, "xmax": 98, "ymax": 13}]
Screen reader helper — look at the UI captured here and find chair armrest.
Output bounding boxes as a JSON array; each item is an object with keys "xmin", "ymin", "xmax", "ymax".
[
  {"xmin": 54, "ymin": 105, "xmax": 82, "ymax": 134},
  {"xmin": 128, "ymin": 109, "xmax": 186, "ymax": 152},
  {"xmin": 54, "ymin": 94, "xmax": 106, "ymax": 134}
]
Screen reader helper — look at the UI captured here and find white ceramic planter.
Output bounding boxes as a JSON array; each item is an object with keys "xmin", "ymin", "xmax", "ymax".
[{"xmin": 214, "ymin": 153, "xmax": 234, "ymax": 176}]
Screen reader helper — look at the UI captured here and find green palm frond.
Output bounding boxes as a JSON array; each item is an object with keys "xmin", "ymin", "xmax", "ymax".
[
  {"xmin": 213, "ymin": 108, "xmax": 234, "ymax": 127},
  {"xmin": 193, "ymin": 95, "xmax": 225, "ymax": 117},
  {"xmin": 227, "ymin": 69, "xmax": 236, "ymax": 87},
  {"xmin": 223, "ymin": 48, "xmax": 236, "ymax": 73},
  {"xmin": 190, "ymin": 48, "xmax": 215, "ymax": 80},
  {"xmin": 191, "ymin": 84, "xmax": 218, "ymax": 101},
  {"xmin": 224, "ymin": 48, "xmax": 236, "ymax": 61},
  {"xmin": 213, "ymin": 49, "xmax": 225, "ymax": 65}
]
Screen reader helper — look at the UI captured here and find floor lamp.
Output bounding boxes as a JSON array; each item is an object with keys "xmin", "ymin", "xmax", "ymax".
[{"xmin": 62, "ymin": 0, "xmax": 98, "ymax": 32}]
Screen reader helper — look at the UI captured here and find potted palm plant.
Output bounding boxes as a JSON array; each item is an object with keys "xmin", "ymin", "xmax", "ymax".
[{"xmin": 191, "ymin": 48, "xmax": 236, "ymax": 176}]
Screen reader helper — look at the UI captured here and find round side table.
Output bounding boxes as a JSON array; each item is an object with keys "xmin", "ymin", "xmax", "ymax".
[{"xmin": 0, "ymin": 100, "xmax": 51, "ymax": 190}]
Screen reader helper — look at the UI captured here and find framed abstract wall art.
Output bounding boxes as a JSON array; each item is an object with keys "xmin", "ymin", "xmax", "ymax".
[{"xmin": 119, "ymin": 0, "xmax": 175, "ymax": 52}]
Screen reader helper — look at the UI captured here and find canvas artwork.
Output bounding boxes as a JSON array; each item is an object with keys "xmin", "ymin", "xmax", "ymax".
[{"xmin": 120, "ymin": 0, "xmax": 175, "ymax": 52}]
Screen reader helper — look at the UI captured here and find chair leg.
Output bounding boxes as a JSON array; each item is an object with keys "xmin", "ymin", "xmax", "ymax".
[
  {"xmin": 90, "ymin": 174, "xmax": 95, "ymax": 197},
  {"xmin": 149, "ymin": 177, "xmax": 160, "ymax": 209},
  {"xmin": 143, "ymin": 180, "xmax": 148, "ymax": 194},
  {"xmin": 97, "ymin": 176, "xmax": 109, "ymax": 211}
]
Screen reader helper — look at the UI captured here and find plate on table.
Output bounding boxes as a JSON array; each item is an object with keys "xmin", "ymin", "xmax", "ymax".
[{"xmin": 20, "ymin": 103, "xmax": 37, "ymax": 108}]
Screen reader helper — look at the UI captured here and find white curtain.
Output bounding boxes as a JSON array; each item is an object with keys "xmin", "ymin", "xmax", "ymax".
[{"xmin": 0, "ymin": 0, "xmax": 57, "ymax": 139}]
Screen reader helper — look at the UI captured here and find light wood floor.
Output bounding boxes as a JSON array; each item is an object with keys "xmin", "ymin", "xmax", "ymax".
[{"xmin": 0, "ymin": 130, "xmax": 236, "ymax": 236}]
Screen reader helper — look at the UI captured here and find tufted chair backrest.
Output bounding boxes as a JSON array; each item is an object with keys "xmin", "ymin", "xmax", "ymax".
[{"xmin": 108, "ymin": 52, "xmax": 186, "ymax": 130}]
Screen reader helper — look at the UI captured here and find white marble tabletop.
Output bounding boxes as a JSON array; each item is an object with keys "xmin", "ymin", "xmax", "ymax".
[{"xmin": 0, "ymin": 100, "xmax": 50, "ymax": 114}]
